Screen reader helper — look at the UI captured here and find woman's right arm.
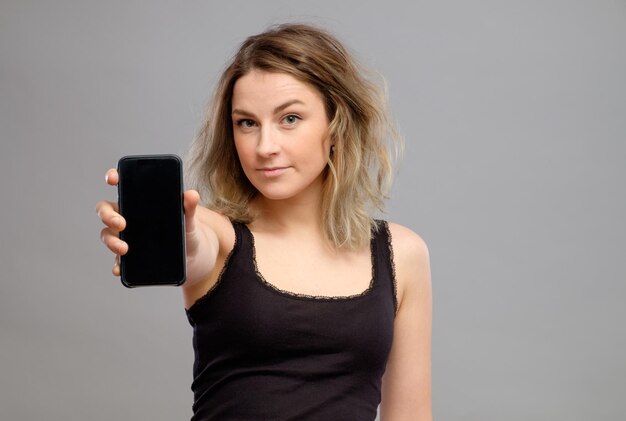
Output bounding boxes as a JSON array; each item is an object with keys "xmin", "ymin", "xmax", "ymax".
[{"xmin": 95, "ymin": 168, "xmax": 231, "ymax": 308}]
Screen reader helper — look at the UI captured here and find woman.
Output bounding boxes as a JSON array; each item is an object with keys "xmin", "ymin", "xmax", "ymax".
[{"xmin": 97, "ymin": 23, "xmax": 432, "ymax": 420}]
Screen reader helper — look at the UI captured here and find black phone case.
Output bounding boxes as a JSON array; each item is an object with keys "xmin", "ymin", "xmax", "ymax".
[{"xmin": 117, "ymin": 154, "xmax": 186, "ymax": 288}]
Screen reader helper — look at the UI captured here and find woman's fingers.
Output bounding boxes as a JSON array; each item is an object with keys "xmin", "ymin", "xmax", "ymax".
[
  {"xmin": 100, "ymin": 168, "xmax": 124, "ymax": 278},
  {"xmin": 95, "ymin": 200, "xmax": 124, "ymax": 231},
  {"xmin": 113, "ymin": 255, "xmax": 121, "ymax": 276},
  {"xmin": 105, "ymin": 168, "xmax": 119, "ymax": 186},
  {"xmin": 100, "ymin": 226, "xmax": 128, "ymax": 255}
]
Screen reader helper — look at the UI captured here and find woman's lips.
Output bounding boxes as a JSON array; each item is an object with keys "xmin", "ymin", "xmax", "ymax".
[{"xmin": 258, "ymin": 167, "xmax": 289, "ymax": 177}]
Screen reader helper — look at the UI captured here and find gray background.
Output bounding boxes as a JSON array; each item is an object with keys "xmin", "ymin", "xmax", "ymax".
[{"xmin": 1, "ymin": 1, "xmax": 624, "ymax": 420}]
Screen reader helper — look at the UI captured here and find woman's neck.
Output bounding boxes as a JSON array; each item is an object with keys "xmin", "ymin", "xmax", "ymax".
[{"xmin": 250, "ymin": 194, "xmax": 323, "ymax": 235}]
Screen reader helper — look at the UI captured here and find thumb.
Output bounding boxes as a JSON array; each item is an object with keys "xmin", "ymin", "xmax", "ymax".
[{"xmin": 183, "ymin": 190, "xmax": 201, "ymax": 234}]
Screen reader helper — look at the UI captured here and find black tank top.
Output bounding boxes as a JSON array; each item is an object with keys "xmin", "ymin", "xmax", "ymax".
[{"xmin": 185, "ymin": 220, "xmax": 398, "ymax": 420}]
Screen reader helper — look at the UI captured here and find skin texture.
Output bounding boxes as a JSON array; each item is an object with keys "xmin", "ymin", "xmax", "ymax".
[{"xmin": 95, "ymin": 70, "xmax": 432, "ymax": 420}]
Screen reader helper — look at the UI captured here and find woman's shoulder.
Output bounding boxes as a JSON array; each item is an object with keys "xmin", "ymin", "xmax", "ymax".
[
  {"xmin": 382, "ymin": 221, "xmax": 429, "ymax": 256},
  {"xmin": 384, "ymin": 221, "xmax": 431, "ymax": 309}
]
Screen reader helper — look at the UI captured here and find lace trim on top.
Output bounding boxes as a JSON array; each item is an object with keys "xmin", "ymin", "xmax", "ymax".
[
  {"xmin": 185, "ymin": 224, "xmax": 239, "ymax": 313},
  {"xmin": 246, "ymin": 224, "xmax": 377, "ymax": 302},
  {"xmin": 381, "ymin": 221, "xmax": 399, "ymax": 315}
]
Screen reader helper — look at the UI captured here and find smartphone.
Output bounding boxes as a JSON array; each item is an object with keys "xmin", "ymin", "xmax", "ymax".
[{"xmin": 117, "ymin": 154, "xmax": 186, "ymax": 287}]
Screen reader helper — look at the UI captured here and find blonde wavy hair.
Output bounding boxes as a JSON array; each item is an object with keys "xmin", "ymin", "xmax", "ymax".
[{"xmin": 186, "ymin": 23, "xmax": 402, "ymax": 250}]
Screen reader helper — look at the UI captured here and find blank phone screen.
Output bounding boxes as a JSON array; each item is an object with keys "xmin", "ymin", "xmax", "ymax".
[{"xmin": 118, "ymin": 155, "xmax": 186, "ymax": 287}]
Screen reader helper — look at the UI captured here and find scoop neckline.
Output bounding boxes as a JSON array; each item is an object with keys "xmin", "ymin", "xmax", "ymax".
[{"xmin": 242, "ymin": 223, "xmax": 377, "ymax": 302}]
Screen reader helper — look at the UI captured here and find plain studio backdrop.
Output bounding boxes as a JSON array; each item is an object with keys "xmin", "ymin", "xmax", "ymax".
[{"xmin": 1, "ymin": 1, "xmax": 624, "ymax": 420}]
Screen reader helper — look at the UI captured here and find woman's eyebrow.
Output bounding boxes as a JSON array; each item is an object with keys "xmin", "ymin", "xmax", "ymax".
[
  {"xmin": 273, "ymin": 99, "xmax": 304, "ymax": 114},
  {"xmin": 232, "ymin": 99, "xmax": 305, "ymax": 117}
]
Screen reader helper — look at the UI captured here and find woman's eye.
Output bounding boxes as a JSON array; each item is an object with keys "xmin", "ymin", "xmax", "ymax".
[
  {"xmin": 282, "ymin": 114, "xmax": 300, "ymax": 125},
  {"xmin": 236, "ymin": 119, "xmax": 256, "ymax": 128}
]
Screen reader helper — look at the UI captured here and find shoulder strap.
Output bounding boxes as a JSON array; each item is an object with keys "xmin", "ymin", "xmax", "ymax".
[
  {"xmin": 230, "ymin": 221, "xmax": 257, "ymax": 266},
  {"xmin": 373, "ymin": 220, "xmax": 398, "ymax": 314}
]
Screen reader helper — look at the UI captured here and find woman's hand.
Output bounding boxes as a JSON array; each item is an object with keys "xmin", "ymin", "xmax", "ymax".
[
  {"xmin": 95, "ymin": 169, "xmax": 127, "ymax": 276},
  {"xmin": 96, "ymin": 168, "xmax": 216, "ymax": 284}
]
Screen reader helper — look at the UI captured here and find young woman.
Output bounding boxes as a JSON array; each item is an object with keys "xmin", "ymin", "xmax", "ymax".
[{"xmin": 97, "ymin": 23, "xmax": 432, "ymax": 420}]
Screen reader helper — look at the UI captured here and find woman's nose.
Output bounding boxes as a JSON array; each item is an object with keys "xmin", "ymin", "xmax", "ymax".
[{"xmin": 256, "ymin": 125, "xmax": 280, "ymax": 156}]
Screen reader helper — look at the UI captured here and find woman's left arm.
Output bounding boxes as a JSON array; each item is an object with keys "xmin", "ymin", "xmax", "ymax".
[{"xmin": 380, "ymin": 223, "xmax": 433, "ymax": 421}]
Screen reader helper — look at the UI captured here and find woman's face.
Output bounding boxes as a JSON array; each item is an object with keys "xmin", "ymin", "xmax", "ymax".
[{"xmin": 231, "ymin": 70, "xmax": 332, "ymax": 203}]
